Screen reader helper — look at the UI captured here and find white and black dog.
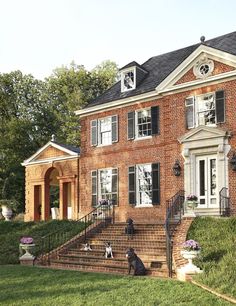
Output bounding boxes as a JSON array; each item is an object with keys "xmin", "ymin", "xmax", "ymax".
[
  {"xmin": 82, "ymin": 242, "xmax": 92, "ymax": 251},
  {"xmin": 104, "ymin": 242, "xmax": 113, "ymax": 258}
]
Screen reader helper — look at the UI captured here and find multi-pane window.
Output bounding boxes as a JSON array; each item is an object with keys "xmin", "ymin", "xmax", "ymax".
[
  {"xmin": 128, "ymin": 163, "xmax": 160, "ymax": 206},
  {"xmin": 196, "ymin": 94, "xmax": 215, "ymax": 126},
  {"xmin": 185, "ymin": 90, "xmax": 225, "ymax": 129},
  {"xmin": 137, "ymin": 164, "xmax": 152, "ymax": 205},
  {"xmin": 136, "ymin": 109, "xmax": 152, "ymax": 138},
  {"xmin": 91, "ymin": 115, "xmax": 118, "ymax": 146},
  {"xmin": 99, "ymin": 117, "xmax": 112, "ymax": 145},
  {"xmin": 91, "ymin": 168, "xmax": 118, "ymax": 206},
  {"xmin": 128, "ymin": 106, "xmax": 159, "ymax": 140}
]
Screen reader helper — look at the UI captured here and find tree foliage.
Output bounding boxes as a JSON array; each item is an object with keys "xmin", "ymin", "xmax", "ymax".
[{"xmin": 0, "ymin": 61, "xmax": 118, "ymax": 212}]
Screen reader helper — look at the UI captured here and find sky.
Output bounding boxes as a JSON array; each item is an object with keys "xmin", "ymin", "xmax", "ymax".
[{"xmin": 1, "ymin": 0, "xmax": 236, "ymax": 80}]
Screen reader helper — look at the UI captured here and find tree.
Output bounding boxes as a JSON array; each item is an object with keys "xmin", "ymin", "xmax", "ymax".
[{"xmin": 0, "ymin": 60, "xmax": 118, "ymax": 212}]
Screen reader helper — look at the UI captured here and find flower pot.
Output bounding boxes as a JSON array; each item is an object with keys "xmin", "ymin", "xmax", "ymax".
[
  {"xmin": 180, "ymin": 250, "xmax": 201, "ymax": 274},
  {"xmin": 184, "ymin": 201, "xmax": 198, "ymax": 217},
  {"xmin": 1, "ymin": 205, "xmax": 13, "ymax": 221},
  {"xmin": 19, "ymin": 243, "xmax": 35, "ymax": 259}
]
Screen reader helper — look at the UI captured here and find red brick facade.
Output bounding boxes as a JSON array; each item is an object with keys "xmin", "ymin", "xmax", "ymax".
[{"xmin": 79, "ymin": 77, "xmax": 236, "ymax": 221}]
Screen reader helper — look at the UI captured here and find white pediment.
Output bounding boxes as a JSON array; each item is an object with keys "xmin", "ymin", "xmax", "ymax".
[
  {"xmin": 178, "ymin": 126, "xmax": 229, "ymax": 144},
  {"xmin": 156, "ymin": 45, "xmax": 236, "ymax": 94},
  {"xmin": 22, "ymin": 141, "xmax": 80, "ymax": 166}
]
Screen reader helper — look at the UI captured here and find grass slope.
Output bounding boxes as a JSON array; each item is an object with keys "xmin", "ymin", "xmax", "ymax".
[
  {"xmin": 188, "ymin": 217, "xmax": 236, "ymax": 299},
  {"xmin": 0, "ymin": 265, "xmax": 233, "ymax": 306},
  {"xmin": 0, "ymin": 220, "xmax": 84, "ymax": 265}
]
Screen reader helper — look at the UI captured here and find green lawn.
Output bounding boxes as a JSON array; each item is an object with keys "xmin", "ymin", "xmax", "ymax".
[
  {"xmin": 188, "ymin": 217, "xmax": 236, "ymax": 299},
  {"xmin": 0, "ymin": 265, "xmax": 233, "ymax": 306}
]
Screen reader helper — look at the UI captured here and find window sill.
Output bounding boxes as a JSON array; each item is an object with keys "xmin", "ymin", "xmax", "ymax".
[
  {"xmin": 135, "ymin": 204, "xmax": 153, "ymax": 208},
  {"xmin": 134, "ymin": 136, "xmax": 152, "ymax": 141}
]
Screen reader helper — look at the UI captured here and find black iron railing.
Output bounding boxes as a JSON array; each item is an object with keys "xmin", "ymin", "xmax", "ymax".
[
  {"xmin": 219, "ymin": 187, "xmax": 230, "ymax": 217},
  {"xmin": 164, "ymin": 190, "xmax": 185, "ymax": 278},
  {"xmin": 37, "ymin": 203, "xmax": 115, "ymax": 264}
]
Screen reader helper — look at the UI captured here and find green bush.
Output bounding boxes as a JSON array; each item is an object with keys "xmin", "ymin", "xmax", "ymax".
[
  {"xmin": 0, "ymin": 220, "xmax": 85, "ymax": 265},
  {"xmin": 187, "ymin": 216, "xmax": 236, "ymax": 299}
]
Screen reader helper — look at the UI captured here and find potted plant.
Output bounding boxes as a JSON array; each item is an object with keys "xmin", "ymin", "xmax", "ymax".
[
  {"xmin": 178, "ymin": 239, "xmax": 202, "ymax": 276},
  {"xmin": 19, "ymin": 236, "xmax": 35, "ymax": 259},
  {"xmin": 0, "ymin": 199, "xmax": 18, "ymax": 221},
  {"xmin": 184, "ymin": 194, "xmax": 198, "ymax": 216}
]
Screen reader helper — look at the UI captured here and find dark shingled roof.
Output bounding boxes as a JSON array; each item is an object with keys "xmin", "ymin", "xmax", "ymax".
[
  {"xmin": 119, "ymin": 61, "xmax": 148, "ymax": 72},
  {"xmin": 53, "ymin": 142, "xmax": 80, "ymax": 154},
  {"xmin": 84, "ymin": 31, "xmax": 236, "ymax": 109}
]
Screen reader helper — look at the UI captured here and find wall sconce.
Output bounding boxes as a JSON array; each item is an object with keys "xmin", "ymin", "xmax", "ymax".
[
  {"xmin": 173, "ymin": 160, "xmax": 181, "ymax": 176},
  {"xmin": 230, "ymin": 154, "xmax": 236, "ymax": 171}
]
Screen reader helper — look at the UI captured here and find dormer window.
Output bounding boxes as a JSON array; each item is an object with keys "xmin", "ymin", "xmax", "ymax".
[{"xmin": 121, "ymin": 68, "xmax": 136, "ymax": 92}]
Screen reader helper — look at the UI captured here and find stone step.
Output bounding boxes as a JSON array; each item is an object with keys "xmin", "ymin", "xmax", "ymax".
[
  {"xmin": 84, "ymin": 240, "xmax": 166, "ymax": 248},
  {"xmin": 94, "ymin": 233, "xmax": 166, "ymax": 239}
]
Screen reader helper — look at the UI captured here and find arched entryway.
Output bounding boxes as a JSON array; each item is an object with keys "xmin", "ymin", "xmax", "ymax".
[{"xmin": 23, "ymin": 140, "xmax": 80, "ymax": 221}]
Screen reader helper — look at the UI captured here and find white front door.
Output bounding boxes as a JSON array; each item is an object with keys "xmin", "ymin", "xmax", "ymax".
[{"xmin": 196, "ymin": 155, "xmax": 218, "ymax": 208}]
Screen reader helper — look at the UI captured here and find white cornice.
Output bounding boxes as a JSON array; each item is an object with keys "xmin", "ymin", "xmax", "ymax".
[
  {"xmin": 22, "ymin": 155, "xmax": 79, "ymax": 167},
  {"xmin": 22, "ymin": 141, "xmax": 80, "ymax": 166},
  {"xmin": 75, "ymin": 90, "xmax": 158, "ymax": 117}
]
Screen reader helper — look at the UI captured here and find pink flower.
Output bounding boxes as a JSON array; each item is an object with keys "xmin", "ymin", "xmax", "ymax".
[{"xmin": 20, "ymin": 237, "xmax": 34, "ymax": 244}]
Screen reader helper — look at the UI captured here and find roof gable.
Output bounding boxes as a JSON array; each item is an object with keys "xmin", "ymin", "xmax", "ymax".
[
  {"xmin": 22, "ymin": 141, "xmax": 80, "ymax": 166},
  {"xmin": 156, "ymin": 45, "xmax": 236, "ymax": 94}
]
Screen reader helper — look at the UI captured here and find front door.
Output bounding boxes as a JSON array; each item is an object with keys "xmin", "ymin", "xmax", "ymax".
[{"xmin": 196, "ymin": 155, "xmax": 218, "ymax": 208}]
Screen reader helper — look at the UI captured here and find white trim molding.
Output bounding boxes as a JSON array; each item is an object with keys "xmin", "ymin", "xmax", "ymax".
[{"xmin": 22, "ymin": 141, "xmax": 80, "ymax": 166}]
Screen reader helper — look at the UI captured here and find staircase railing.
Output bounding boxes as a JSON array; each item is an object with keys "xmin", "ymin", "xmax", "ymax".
[
  {"xmin": 164, "ymin": 190, "xmax": 185, "ymax": 278},
  {"xmin": 219, "ymin": 187, "xmax": 230, "ymax": 217},
  {"xmin": 37, "ymin": 203, "xmax": 115, "ymax": 264}
]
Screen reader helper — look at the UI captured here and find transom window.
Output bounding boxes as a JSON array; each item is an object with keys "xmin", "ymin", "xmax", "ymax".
[{"xmin": 136, "ymin": 109, "xmax": 152, "ymax": 138}]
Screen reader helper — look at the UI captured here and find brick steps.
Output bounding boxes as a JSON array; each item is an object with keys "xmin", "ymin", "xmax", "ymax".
[
  {"xmin": 66, "ymin": 250, "xmax": 166, "ymax": 260},
  {"xmin": 49, "ymin": 259, "xmax": 168, "ymax": 277},
  {"xmin": 43, "ymin": 222, "xmax": 169, "ymax": 277}
]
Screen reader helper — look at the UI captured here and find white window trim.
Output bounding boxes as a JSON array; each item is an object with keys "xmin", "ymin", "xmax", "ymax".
[
  {"xmin": 98, "ymin": 167, "xmax": 118, "ymax": 202},
  {"xmin": 121, "ymin": 67, "xmax": 136, "ymax": 92},
  {"xmin": 94, "ymin": 116, "xmax": 112, "ymax": 147},
  {"xmin": 135, "ymin": 108, "xmax": 152, "ymax": 140}
]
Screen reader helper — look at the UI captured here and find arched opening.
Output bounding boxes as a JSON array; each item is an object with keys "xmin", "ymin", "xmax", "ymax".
[{"xmin": 49, "ymin": 168, "xmax": 60, "ymax": 219}]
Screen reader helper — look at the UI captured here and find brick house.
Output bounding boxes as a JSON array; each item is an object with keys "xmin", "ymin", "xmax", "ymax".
[{"xmin": 23, "ymin": 31, "xmax": 236, "ymax": 221}]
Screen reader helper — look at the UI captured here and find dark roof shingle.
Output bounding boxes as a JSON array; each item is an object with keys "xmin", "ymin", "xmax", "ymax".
[{"xmin": 85, "ymin": 31, "xmax": 236, "ymax": 109}]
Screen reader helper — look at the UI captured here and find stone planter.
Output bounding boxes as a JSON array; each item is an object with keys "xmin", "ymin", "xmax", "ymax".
[
  {"xmin": 51, "ymin": 207, "xmax": 60, "ymax": 219},
  {"xmin": 19, "ymin": 243, "xmax": 35, "ymax": 259},
  {"xmin": 1, "ymin": 205, "xmax": 13, "ymax": 221},
  {"xmin": 177, "ymin": 249, "xmax": 202, "ymax": 281},
  {"xmin": 180, "ymin": 250, "xmax": 201, "ymax": 273},
  {"xmin": 184, "ymin": 201, "xmax": 198, "ymax": 217}
]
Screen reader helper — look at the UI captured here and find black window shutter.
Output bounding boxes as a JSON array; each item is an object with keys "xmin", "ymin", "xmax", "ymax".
[
  {"xmin": 185, "ymin": 97, "xmax": 194, "ymax": 129},
  {"xmin": 128, "ymin": 166, "xmax": 136, "ymax": 205},
  {"xmin": 112, "ymin": 115, "xmax": 118, "ymax": 143},
  {"xmin": 91, "ymin": 170, "xmax": 97, "ymax": 207},
  {"xmin": 91, "ymin": 120, "xmax": 98, "ymax": 146},
  {"xmin": 152, "ymin": 163, "xmax": 160, "ymax": 205},
  {"xmin": 151, "ymin": 106, "xmax": 160, "ymax": 135},
  {"xmin": 127, "ymin": 111, "xmax": 135, "ymax": 140},
  {"xmin": 215, "ymin": 90, "xmax": 225, "ymax": 123}
]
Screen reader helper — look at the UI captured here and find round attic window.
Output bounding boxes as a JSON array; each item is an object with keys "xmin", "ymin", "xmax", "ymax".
[{"xmin": 193, "ymin": 56, "xmax": 214, "ymax": 79}]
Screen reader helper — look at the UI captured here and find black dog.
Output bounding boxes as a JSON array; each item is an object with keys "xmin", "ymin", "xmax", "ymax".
[
  {"xmin": 125, "ymin": 218, "xmax": 135, "ymax": 240},
  {"xmin": 126, "ymin": 248, "xmax": 146, "ymax": 276}
]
